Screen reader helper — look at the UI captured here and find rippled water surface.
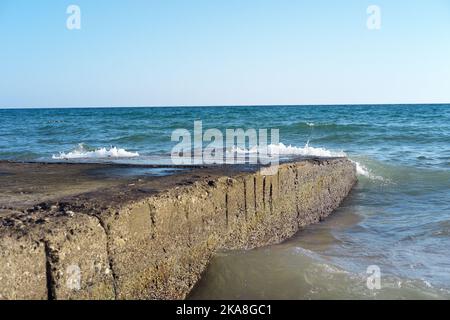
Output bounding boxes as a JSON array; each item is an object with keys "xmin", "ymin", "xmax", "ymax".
[{"xmin": 1, "ymin": 105, "xmax": 449, "ymax": 298}]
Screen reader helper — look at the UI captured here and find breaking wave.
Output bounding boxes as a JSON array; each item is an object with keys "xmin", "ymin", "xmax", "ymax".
[
  {"xmin": 349, "ymin": 160, "xmax": 385, "ymax": 180},
  {"xmin": 232, "ymin": 142, "xmax": 384, "ymax": 180},
  {"xmin": 52, "ymin": 143, "xmax": 139, "ymax": 159},
  {"xmin": 232, "ymin": 141, "xmax": 346, "ymax": 158}
]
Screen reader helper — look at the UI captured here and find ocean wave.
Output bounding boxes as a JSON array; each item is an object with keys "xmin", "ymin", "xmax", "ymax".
[
  {"xmin": 349, "ymin": 160, "xmax": 385, "ymax": 181},
  {"xmin": 278, "ymin": 122, "xmax": 370, "ymax": 134},
  {"xmin": 231, "ymin": 142, "xmax": 347, "ymax": 158},
  {"xmin": 231, "ymin": 142, "xmax": 387, "ymax": 181},
  {"xmin": 52, "ymin": 144, "xmax": 139, "ymax": 159}
]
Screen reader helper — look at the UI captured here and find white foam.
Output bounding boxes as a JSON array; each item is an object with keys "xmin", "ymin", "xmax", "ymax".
[
  {"xmin": 52, "ymin": 144, "xmax": 139, "ymax": 160},
  {"xmin": 232, "ymin": 142, "xmax": 346, "ymax": 158},
  {"xmin": 232, "ymin": 142, "xmax": 385, "ymax": 181},
  {"xmin": 351, "ymin": 160, "xmax": 370, "ymax": 176},
  {"xmin": 350, "ymin": 159, "xmax": 386, "ymax": 181}
]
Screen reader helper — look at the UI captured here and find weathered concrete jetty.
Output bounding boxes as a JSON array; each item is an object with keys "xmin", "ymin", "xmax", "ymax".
[{"xmin": 0, "ymin": 158, "xmax": 356, "ymax": 300}]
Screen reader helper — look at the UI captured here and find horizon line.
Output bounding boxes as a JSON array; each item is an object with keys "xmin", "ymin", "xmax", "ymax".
[{"xmin": 1, "ymin": 102, "xmax": 449, "ymax": 110}]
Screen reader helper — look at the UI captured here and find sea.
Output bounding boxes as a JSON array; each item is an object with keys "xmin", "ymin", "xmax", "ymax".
[{"xmin": 1, "ymin": 104, "xmax": 449, "ymax": 299}]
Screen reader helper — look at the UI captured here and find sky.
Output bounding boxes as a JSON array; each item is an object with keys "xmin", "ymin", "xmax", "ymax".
[{"xmin": 0, "ymin": 0, "xmax": 449, "ymax": 108}]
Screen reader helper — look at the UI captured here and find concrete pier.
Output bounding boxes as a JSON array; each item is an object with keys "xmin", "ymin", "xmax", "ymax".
[{"xmin": 0, "ymin": 158, "xmax": 356, "ymax": 300}]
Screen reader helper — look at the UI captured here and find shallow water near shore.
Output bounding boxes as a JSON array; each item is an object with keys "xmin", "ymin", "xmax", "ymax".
[
  {"xmin": 1, "ymin": 104, "xmax": 449, "ymax": 299},
  {"xmin": 190, "ymin": 170, "xmax": 450, "ymax": 299}
]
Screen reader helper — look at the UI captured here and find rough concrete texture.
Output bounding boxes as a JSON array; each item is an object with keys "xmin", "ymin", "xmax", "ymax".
[
  {"xmin": 0, "ymin": 158, "xmax": 356, "ymax": 300},
  {"xmin": 0, "ymin": 232, "xmax": 47, "ymax": 300}
]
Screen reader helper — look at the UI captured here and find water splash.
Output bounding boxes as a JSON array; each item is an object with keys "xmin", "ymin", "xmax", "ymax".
[
  {"xmin": 232, "ymin": 141, "xmax": 346, "ymax": 158},
  {"xmin": 232, "ymin": 141, "xmax": 385, "ymax": 181},
  {"xmin": 52, "ymin": 143, "xmax": 139, "ymax": 159}
]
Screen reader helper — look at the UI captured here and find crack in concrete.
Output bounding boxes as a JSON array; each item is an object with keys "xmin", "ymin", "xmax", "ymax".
[
  {"xmin": 91, "ymin": 214, "xmax": 118, "ymax": 299},
  {"xmin": 225, "ymin": 193, "xmax": 229, "ymax": 227},
  {"xmin": 243, "ymin": 179, "xmax": 248, "ymax": 220},
  {"xmin": 253, "ymin": 177, "xmax": 257, "ymax": 215},
  {"xmin": 43, "ymin": 241, "xmax": 55, "ymax": 300}
]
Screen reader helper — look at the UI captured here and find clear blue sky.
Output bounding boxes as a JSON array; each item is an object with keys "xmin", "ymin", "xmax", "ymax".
[{"xmin": 0, "ymin": 0, "xmax": 449, "ymax": 108}]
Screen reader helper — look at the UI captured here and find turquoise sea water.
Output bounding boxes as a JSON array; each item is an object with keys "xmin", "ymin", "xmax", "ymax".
[{"xmin": 1, "ymin": 105, "xmax": 449, "ymax": 298}]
